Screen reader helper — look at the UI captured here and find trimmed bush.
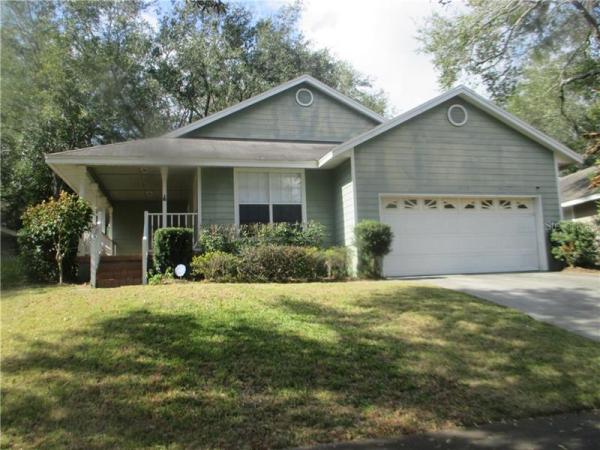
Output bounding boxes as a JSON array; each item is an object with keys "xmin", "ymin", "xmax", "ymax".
[
  {"xmin": 240, "ymin": 222, "xmax": 325, "ymax": 247},
  {"xmin": 354, "ymin": 220, "xmax": 393, "ymax": 279},
  {"xmin": 191, "ymin": 251, "xmax": 240, "ymax": 281},
  {"xmin": 550, "ymin": 221, "xmax": 599, "ymax": 268},
  {"xmin": 153, "ymin": 228, "xmax": 194, "ymax": 274},
  {"xmin": 237, "ymin": 245, "xmax": 326, "ymax": 282},
  {"xmin": 18, "ymin": 192, "xmax": 93, "ymax": 283},
  {"xmin": 197, "ymin": 225, "xmax": 240, "ymax": 254},
  {"xmin": 322, "ymin": 247, "xmax": 349, "ymax": 280},
  {"xmin": 196, "ymin": 222, "xmax": 326, "ymax": 255}
]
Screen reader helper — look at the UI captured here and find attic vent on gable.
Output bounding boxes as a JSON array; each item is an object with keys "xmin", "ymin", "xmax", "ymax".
[
  {"xmin": 296, "ymin": 88, "xmax": 314, "ymax": 107},
  {"xmin": 448, "ymin": 104, "xmax": 468, "ymax": 127}
]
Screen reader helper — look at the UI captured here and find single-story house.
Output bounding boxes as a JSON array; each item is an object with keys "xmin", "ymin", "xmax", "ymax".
[
  {"xmin": 560, "ymin": 166, "xmax": 599, "ymax": 222},
  {"xmin": 45, "ymin": 75, "xmax": 582, "ymax": 286}
]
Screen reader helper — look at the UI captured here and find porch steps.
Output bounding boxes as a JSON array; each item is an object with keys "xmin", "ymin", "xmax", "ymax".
[{"xmin": 96, "ymin": 256, "xmax": 142, "ymax": 288}]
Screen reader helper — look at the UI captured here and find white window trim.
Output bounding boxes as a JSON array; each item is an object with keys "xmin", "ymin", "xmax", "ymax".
[
  {"xmin": 233, "ymin": 168, "xmax": 307, "ymax": 226},
  {"xmin": 447, "ymin": 104, "xmax": 468, "ymax": 127},
  {"xmin": 295, "ymin": 88, "xmax": 314, "ymax": 107}
]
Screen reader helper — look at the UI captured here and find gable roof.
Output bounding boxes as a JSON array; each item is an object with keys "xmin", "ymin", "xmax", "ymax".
[
  {"xmin": 319, "ymin": 85, "xmax": 583, "ymax": 168},
  {"xmin": 164, "ymin": 74, "xmax": 385, "ymax": 138},
  {"xmin": 560, "ymin": 166, "xmax": 600, "ymax": 207}
]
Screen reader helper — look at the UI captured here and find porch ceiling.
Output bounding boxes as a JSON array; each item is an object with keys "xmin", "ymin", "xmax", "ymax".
[{"xmin": 91, "ymin": 166, "xmax": 195, "ymax": 202}]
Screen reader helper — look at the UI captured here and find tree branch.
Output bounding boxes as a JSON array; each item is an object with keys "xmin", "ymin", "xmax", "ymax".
[{"xmin": 570, "ymin": 0, "xmax": 600, "ymax": 42}]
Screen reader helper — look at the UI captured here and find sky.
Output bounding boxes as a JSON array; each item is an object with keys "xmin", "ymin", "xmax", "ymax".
[{"xmin": 241, "ymin": 0, "xmax": 460, "ymax": 115}]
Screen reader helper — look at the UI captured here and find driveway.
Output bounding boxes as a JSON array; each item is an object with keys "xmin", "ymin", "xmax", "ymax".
[{"xmin": 424, "ymin": 272, "xmax": 600, "ymax": 341}]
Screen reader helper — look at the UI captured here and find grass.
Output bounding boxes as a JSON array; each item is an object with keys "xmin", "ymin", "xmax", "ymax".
[{"xmin": 1, "ymin": 282, "xmax": 599, "ymax": 449}]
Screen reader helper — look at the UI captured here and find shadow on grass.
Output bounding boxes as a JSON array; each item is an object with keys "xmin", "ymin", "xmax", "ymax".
[{"xmin": 2, "ymin": 286, "xmax": 599, "ymax": 449}]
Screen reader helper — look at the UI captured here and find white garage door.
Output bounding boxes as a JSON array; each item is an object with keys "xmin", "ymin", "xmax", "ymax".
[{"xmin": 380, "ymin": 196, "xmax": 542, "ymax": 277}]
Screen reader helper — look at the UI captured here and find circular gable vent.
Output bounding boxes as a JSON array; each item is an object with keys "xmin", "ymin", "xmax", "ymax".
[
  {"xmin": 296, "ymin": 88, "xmax": 314, "ymax": 107},
  {"xmin": 448, "ymin": 104, "xmax": 468, "ymax": 126}
]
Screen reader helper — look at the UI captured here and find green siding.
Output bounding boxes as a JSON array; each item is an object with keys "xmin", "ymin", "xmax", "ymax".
[
  {"xmin": 353, "ymin": 98, "xmax": 561, "ymax": 265},
  {"xmin": 113, "ymin": 200, "xmax": 187, "ymax": 255},
  {"xmin": 185, "ymin": 83, "xmax": 378, "ymax": 142},
  {"xmin": 201, "ymin": 167, "xmax": 234, "ymax": 225},
  {"xmin": 333, "ymin": 160, "xmax": 353, "ymax": 246},
  {"xmin": 305, "ymin": 169, "xmax": 336, "ymax": 246}
]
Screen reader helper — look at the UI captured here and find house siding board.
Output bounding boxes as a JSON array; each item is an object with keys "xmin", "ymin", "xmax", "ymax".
[
  {"xmin": 113, "ymin": 200, "xmax": 186, "ymax": 255},
  {"xmin": 333, "ymin": 159, "xmax": 354, "ymax": 246},
  {"xmin": 201, "ymin": 167, "xmax": 234, "ymax": 225},
  {"xmin": 353, "ymin": 99, "xmax": 560, "ymax": 265},
  {"xmin": 305, "ymin": 169, "xmax": 336, "ymax": 246},
  {"xmin": 185, "ymin": 83, "xmax": 378, "ymax": 142}
]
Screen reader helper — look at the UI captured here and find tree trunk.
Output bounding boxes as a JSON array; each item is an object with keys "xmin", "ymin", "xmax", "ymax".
[{"xmin": 56, "ymin": 246, "xmax": 63, "ymax": 285}]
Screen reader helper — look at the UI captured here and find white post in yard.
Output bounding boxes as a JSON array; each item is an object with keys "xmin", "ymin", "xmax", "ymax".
[{"xmin": 161, "ymin": 167, "xmax": 168, "ymax": 228}]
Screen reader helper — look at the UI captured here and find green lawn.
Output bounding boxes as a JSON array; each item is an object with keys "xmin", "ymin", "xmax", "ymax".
[{"xmin": 2, "ymin": 282, "xmax": 599, "ymax": 449}]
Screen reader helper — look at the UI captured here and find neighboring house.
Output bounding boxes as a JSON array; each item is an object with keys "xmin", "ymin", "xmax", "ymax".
[
  {"xmin": 560, "ymin": 166, "xmax": 599, "ymax": 222},
  {"xmin": 45, "ymin": 74, "xmax": 582, "ymax": 285}
]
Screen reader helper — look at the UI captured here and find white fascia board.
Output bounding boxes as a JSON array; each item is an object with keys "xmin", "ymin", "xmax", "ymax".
[
  {"xmin": 46, "ymin": 156, "xmax": 318, "ymax": 169},
  {"xmin": 319, "ymin": 85, "xmax": 583, "ymax": 168},
  {"xmin": 561, "ymin": 193, "xmax": 600, "ymax": 208},
  {"xmin": 163, "ymin": 74, "xmax": 384, "ymax": 138}
]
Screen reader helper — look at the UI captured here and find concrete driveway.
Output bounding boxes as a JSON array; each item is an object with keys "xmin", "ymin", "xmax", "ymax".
[{"xmin": 424, "ymin": 272, "xmax": 600, "ymax": 341}]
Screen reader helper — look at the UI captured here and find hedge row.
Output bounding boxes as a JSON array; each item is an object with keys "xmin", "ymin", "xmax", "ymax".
[
  {"xmin": 191, "ymin": 245, "xmax": 349, "ymax": 282},
  {"xmin": 197, "ymin": 222, "xmax": 325, "ymax": 254}
]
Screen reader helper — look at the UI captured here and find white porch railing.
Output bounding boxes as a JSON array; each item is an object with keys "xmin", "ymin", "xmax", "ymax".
[{"xmin": 142, "ymin": 212, "xmax": 198, "ymax": 284}]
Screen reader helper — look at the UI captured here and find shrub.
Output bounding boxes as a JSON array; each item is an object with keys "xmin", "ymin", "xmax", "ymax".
[
  {"xmin": 354, "ymin": 220, "xmax": 393, "ymax": 279},
  {"xmin": 197, "ymin": 225, "xmax": 240, "ymax": 254},
  {"xmin": 196, "ymin": 222, "xmax": 327, "ymax": 256},
  {"xmin": 148, "ymin": 267, "xmax": 175, "ymax": 285},
  {"xmin": 237, "ymin": 245, "xmax": 326, "ymax": 282},
  {"xmin": 0, "ymin": 256, "xmax": 27, "ymax": 289},
  {"xmin": 191, "ymin": 251, "xmax": 240, "ymax": 281},
  {"xmin": 18, "ymin": 192, "xmax": 93, "ymax": 283},
  {"xmin": 153, "ymin": 228, "xmax": 194, "ymax": 274},
  {"xmin": 322, "ymin": 247, "xmax": 349, "ymax": 280},
  {"xmin": 550, "ymin": 221, "xmax": 599, "ymax": 268}
]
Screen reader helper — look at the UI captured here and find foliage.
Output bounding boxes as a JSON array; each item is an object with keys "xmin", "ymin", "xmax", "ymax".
[
  {"xmin": 0, "ymin": 0, "xmax": 387, "ymax": 230},
  {"xmin": 191, "ymin": 251, "xmax": 240, "ymax": 281},
  {"xmin": 321, "ymin": 247, "xmax": 349, "ymax": 280},
  {"xmin": 17, "ymin": 192, "xmax": 93, "ymax": 284},
  {"xmin": 550, "ymin": 221, "xmax": 599, "ymax": 268},
  {"xmin": 194, "ymin": 244, "xmax": 348, "ymax": 282},
  {"xmin": 152, "ymin": 228, "xmax": 194, "ymax": 274},
  {"xmin": 3, "ymin": 283, "xmax": 600, "ymax": 448},
  {"xmin": 148, "ymin": 267, "xmax": 175, "ymax": 286},
  {"xmin": 354, "ymin": 220, "xmax": 393, "ymax": 279},
  {"xmin": 240, "ymin": 222, "xmax": 325, "ymax": 248},
  {"xmin": 237, "ymin": 245, "xmax": 326, "ymax": 282},
  {"xmin": 419, "ymin": 0, "xmax": 599, "ymax": 156},
  {"xmin": 197, "ymin": 225, "xmax": 241, "ymax": 254},
  {"xmin": 197, "ymin": 222, "xmax": 326, "ymax": 254},
  {"xmin": 0, "ymin": 256, "xmax": 27, "ymax": 289}
]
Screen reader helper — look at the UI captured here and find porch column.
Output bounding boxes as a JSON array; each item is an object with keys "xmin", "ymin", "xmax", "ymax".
[
  {"xmin": 161, "ymin": 167, "xmax": 168, "ymax": 227},
  {"xmin": 196, "ymin": 167, "xmax": 202, "ymax": 231}
]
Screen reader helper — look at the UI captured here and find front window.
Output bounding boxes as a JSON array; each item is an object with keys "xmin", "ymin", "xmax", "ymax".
[{"xmin": 236, "ymin": 170, "xmax": 303, "ymax": 225}]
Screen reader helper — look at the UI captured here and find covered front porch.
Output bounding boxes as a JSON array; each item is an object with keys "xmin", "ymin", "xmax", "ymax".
[{"xmin": 46, "ymin": 138, "xmax": 352, "ymax": 286}]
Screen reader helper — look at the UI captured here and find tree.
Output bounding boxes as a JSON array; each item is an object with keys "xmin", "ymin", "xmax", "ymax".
[
  {"xmin": 1, "ymin": 0, "xmax": 168, "ymax": 229},
  {"xmin": 18, "ymin": 192, "xmax": 93, "ymax": 284},
  {"xmin": 419, "ymin": 0, "xmax": 599, "ymax": 155},
  {"xmin": 150, "ymin": 2, "xmax": 387, "ymax": 127},
  {"xmin": 1, "ymin": 0, "xmax": 388, "ymax": 232},
  {"xmin": 354, "ymin": 220, "xmax": 394, "ymax": 279}
]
